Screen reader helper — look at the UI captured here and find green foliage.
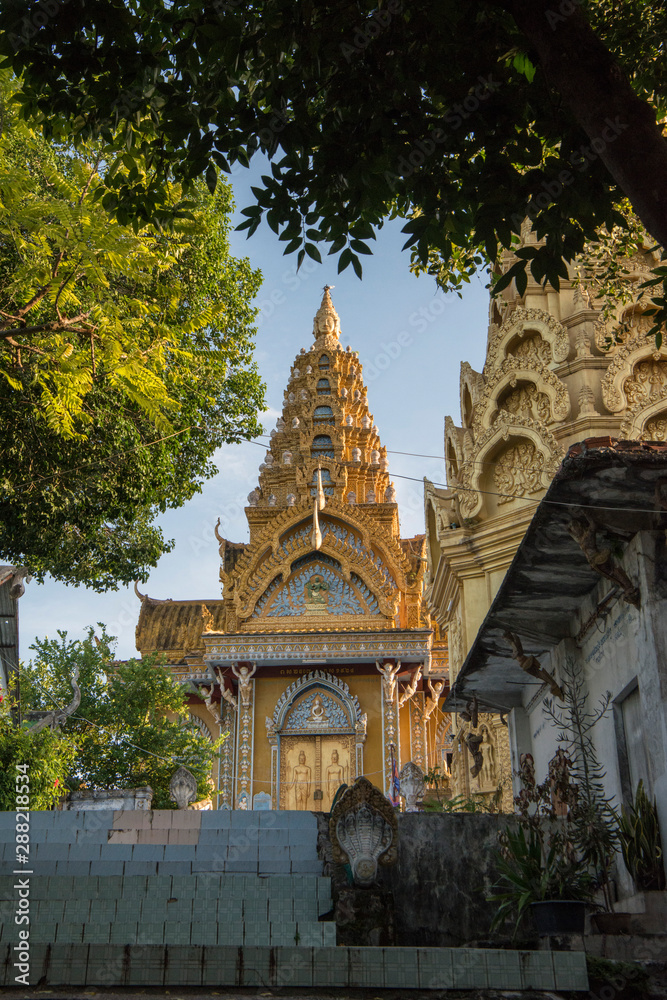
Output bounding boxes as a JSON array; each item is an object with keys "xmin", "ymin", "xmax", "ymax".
[
  {"xmin": 489, "ymin": 824, "xmax": 594, "ymax": 934},
  {"xmin": 422, "ymin": 766, "xmax": 498, "ymax": 813},
  {"xmin": 0, "ymin": 706, "xmax": 77, "ymax": 811},
  {"xmin": 586, "ymin": 956, "xmax": 651, "ymax": 999},
  {"xmin": 617, "ymin": 780, "xmax": 666, "ymax": 892},
  {"xmin": 0, "ymin": 72, "xmax": 264, "ymax": 589},
  {"xmin": 488, "ymin": 752, "xmax": 596, "ymax": 936},
  {"xmin": 20, "ymin": 626, "xmax": 223, "ymax": 808},
  {"xmin": 489, "ymin": 662, "xmax": 621, "ymax": 935},
  {"xmin": 1, "ymin": 0, "xmax": 665, "ymax": 307}
]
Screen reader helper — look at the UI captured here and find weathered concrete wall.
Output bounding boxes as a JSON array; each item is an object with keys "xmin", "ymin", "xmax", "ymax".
[{"xmin": 318, "ymin": 812, "xmax": 514, "ymax": 947}]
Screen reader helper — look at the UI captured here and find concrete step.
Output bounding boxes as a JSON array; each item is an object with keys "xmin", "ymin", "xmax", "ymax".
[
  {"xmin": 2, "ymin": 942, "xmax": 589, "ymax": 990},
  {"xmin": 4, "ymin": 919, "xmax": 336, "ymax": 947}
]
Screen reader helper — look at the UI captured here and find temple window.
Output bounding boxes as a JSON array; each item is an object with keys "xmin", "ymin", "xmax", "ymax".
[
  {"xmin": 313, "ymin": 405, "xmax": 335, "ymax": 425},
  {"xmin": 317, "ymin": 378, "xmax": 331, "ymax": 395},
  {"xmin": 311, "ymin": 434, "xmax": 335, "ymax": 459},
  {"xmin": 318, "ymin": 354, "xmax": 330, "ymax": 370}
]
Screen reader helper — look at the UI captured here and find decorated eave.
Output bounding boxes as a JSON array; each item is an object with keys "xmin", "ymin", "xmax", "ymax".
[
  {"xmin": 444, "ymin": 438, "xmax": 667, "ymax": 714},
  {"xmin": 202, "ymin": 628, "xmax": 433, "ymax": 667}
]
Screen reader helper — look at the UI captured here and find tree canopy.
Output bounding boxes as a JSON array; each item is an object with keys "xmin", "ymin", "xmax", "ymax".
[
  {"xmin": 0, "ymin": 73, "xmax": 264, "ymax": 589},
  {"xmin": 0, "ymin": 0, "xmax": 665, "ymax": 296},
  {"xmin": 18, "ymin": 625, "xmax": 221, "ymax": 808}
]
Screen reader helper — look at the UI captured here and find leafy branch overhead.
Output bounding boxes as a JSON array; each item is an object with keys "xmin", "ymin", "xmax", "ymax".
[
  {"xmin": 1, "ymin": 0, "xmax": 666, "ymax": 299},
  {"xmin": 0, "ymin": 73, "xmax": 265, "ymax": 589}
]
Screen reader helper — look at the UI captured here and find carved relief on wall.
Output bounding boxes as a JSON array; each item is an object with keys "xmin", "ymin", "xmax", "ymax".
[
  {"xmin": 483, "ymin": 308, "xmax": 569, "ymax": 374},
  {"xmin": 279, "ymin": 734, "xmax": 354, "ymax": 811},
  {"xmin": 474, "ymin": 362, "xmax": 569, "ymax": 438},
  {"xmin": 601, "ymin": 340, "xmax": 667, "ymax": 413},
  {"xmin": 495, "ymin": 383, "xmax": 551, "ymax": 425},
  {"xmin": 643, "ymin": 413, "xmax": 667, "ymax": 441},
  {"xmin": 595, "ymin": 308, "xmax": 656, "ymax": 353},
  {"xmin": 623, "ymin": 359, "xmax": 667, "ymax": 409},
  {"xmin": 506, "ymin": 332, "xmax": 552, "ymax": 367},
  {"xmin": 494, "ymin": 441, "xmax": 548, "ymax": 504}
]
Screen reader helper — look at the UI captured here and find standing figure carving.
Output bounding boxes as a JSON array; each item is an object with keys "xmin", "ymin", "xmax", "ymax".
[
  {"xmin": 423, "ymin": 679, "xmax": 444, "ymax": 720},
  {"xmin": 232, "ymin": 662, "xmax": 257, "ymax": 706},
  {"xmin": 326, "ymin": 749, "xmax": 345, "ymax": 804},
  {"xmin": 376, "ymin": 660, "xmax": 401, "ymax": 702},
  {"xmin": 398, "ymin": 665, "xmax": 422, "ymax": 708},
  {"xmin": 290, "ymin": 750, "xmax": 312, "ymax": 810}
]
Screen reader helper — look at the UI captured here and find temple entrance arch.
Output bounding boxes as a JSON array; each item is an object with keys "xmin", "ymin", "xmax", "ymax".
[{"xmin": 267, "ymin": 671, "xmax": 367, "ymax": 810}]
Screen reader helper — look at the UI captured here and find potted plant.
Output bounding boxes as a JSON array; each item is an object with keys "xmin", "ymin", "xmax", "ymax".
[
  {"xmin": 489, "ymin": 659, "xmax": 619, "ymax": 937},
  {"xmin": 489, "ymin": 751, "xmax": 595, "ymax": 936},
  {"xmin": 618, "ymin": 780, "xmax": 665, "ymax": 893},
  {"xmin": 591, "ymin": 780, "xmax": 667, "ymax": 934}
]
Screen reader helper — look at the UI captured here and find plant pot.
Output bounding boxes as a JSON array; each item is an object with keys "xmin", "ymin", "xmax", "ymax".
[
  {"xmin": 591, "ymin": 911, "xmax": 633, "ymax": 934},
  {"xmin": 530, "ymin": 900, "xmax": 587, "ymax": 935}
]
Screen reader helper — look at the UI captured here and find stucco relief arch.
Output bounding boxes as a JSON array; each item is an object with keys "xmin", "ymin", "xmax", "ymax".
[
  {"xmin": 444, "ymin": 416, "xmax": 464, "ymax": 485},
  {"xmin": 473, "ymin": 360, "xmax": 570, "ymax": 437},
  {"xmin": 484, "ymin": 308, "xmax": 569, "ymax": 374},
  {"xmin": 601, "ymin": 338, "xmax": 667, "ymax": 413},
  {"xmin": 620, "ymin": 398, "xmax": 667, "ymax": 441},
  {"xmin": 268, "ymin": 671, "xmax": 367, "ymax": 810},
  {"xmin": 232, "ymin": 509, "xmax": 404, "ymax": 620},
  {"xmin": 229, "ymin": 501, "xmax": 412, "ymax": 599},
  {"xmin": 457, "ymin": 418, "xmax": 563, "ymax": 518},
  {"xmin": 459, "ymin": 363, "xmax": 485, "ymax": 429}
]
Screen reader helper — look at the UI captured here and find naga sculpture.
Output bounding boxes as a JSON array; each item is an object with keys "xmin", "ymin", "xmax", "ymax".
[
  {"xmin": 27, "ymin": 668, "xmax": 81, "ymax": 733},
  {"xmin": 330, "ymin": 776, "xmax": 398, "ymax": 886}
]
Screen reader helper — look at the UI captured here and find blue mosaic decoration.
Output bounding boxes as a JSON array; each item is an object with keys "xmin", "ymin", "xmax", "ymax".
[
  {"xmin": 283, "ymin": 690, "xmax": 351, "ymax": 732},
  {"xmin": 251, "ymin": 553, "xmax": 381, "ymax": 618}
]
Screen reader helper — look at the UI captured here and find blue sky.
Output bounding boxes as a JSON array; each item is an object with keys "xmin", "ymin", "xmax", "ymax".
[{"xmin": 19, "ymin": 162, "xmax": 490, "ymax": 660}]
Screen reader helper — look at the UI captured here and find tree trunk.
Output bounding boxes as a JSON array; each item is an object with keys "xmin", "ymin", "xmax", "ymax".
[{"xmin": 500, "ymin": 0, "xmax": 667, "ymax": 250}]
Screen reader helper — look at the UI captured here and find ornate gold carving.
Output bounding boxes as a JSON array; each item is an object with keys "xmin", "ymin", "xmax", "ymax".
[
  {"xmin": 643, "ymin": 413, "xmax": 667, "ymax": 441},
  {"xmin": 484, "ymin": 307, "xmax": 569, "ymax": 373},
  {"xmin": 218, "ymin": 699, "xmax": 236, "ymax": 809},
  {"xmin": 279, "ymin": 734, "xmax": 355, "ymax": 810},
  {"xmin": 457, "ymin": 416, "xmax": 563, "ymax": 518},
  {"xmin": 601, "ymin": 338, "xmax": 667, "ymax": 413},
  {"xmin": 494, "ymin": 441, "xmax": 549, "ymax": 504},
  {"xmin": 409, "ymin": 693, "xmax": 426, "ymax": 769}
]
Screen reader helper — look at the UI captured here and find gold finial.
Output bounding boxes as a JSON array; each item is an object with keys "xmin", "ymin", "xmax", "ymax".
[{"xmin": 313, "ymin": 286, "xmax": 340, "ymax": 338}]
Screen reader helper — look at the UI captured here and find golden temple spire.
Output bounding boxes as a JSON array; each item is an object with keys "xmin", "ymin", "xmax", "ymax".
[
  {"xmin": 248, "ymin": 291, "xmax": 395, "ymax": 511},
  {"xmin": 313, "ymin": 285, "xmax": 340, "ymax": 339}
]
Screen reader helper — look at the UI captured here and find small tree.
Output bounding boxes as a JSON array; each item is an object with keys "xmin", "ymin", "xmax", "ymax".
[
  {"xmin": 0, "ymin": 695, "xmax": 77, "ymax": 810},
  {"xmin": 542, "ymin": 658, "xmax": 619, "ymax": 911},
  {"xmin": 21, "ymin": 626, "xmax": 224, "ymax": 808}
]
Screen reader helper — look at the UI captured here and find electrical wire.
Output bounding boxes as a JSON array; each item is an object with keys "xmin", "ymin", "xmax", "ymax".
[{"xmin": 248, "ymin": 435, "xmax": 667, "ymax": 515}]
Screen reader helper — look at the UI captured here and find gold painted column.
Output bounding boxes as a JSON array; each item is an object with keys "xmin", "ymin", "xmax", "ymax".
[
  {"xmin": 378, "ymin": 662, "xmax": 400, "ymax": 796},
  {"xmin": 218, "ymin": 700, "xmax": 236, "ymax": 809},
  {"xmin": 234, "ymin": 675, "xmax": 255, "ymax": 808},
  {"xmin": 409, "ymin": 693, "xmax": 427, "ymax": 771}
]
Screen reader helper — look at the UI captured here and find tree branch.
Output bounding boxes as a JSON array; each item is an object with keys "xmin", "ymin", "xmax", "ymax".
[{"xmin": 498, "ymin": 0, "xmax": 667, "ymax": 248}]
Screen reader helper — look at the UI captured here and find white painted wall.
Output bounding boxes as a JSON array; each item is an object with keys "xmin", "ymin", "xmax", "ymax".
[{"xmin": 508, "ymin": 531, "xmax": 667, "ymax": 901}]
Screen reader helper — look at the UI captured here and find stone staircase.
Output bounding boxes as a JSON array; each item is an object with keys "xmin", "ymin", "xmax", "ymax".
[{"xmin": 0, "ymin": 809, "xmax": 589, "ymax": 990}]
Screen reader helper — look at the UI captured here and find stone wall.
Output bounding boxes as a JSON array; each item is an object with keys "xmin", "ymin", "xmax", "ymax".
[{"xmin": 318, "ymin": 812, "xmax": 514, "ymax": 947}]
